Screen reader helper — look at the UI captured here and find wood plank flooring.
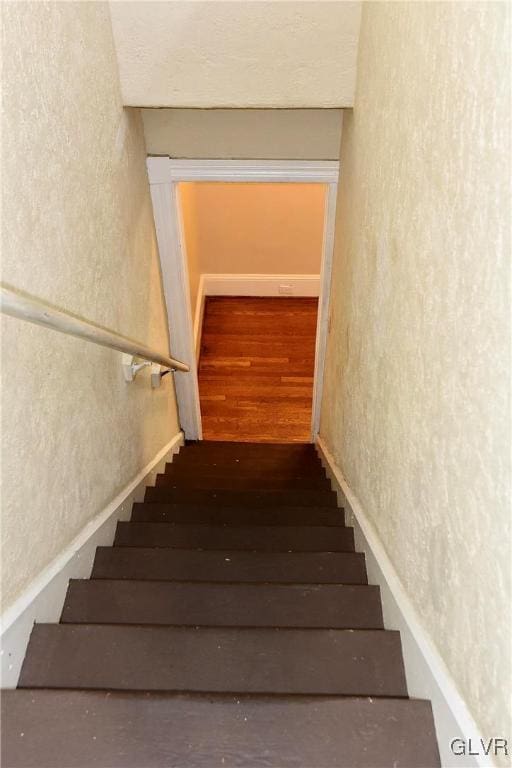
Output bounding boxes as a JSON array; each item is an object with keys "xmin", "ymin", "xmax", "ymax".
[{"xmin": 198, "ymin": 297, "xmax": 318, "ymax": 443}]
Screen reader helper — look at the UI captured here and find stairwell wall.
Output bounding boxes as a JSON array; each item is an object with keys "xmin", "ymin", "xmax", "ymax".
[
  {"xmin": 1, "ymin": 3, "xmax": 180, "ymax": 613},
  {"xmin": 320, "ymin": 1, "xmax": 511, "ymax": 760}
]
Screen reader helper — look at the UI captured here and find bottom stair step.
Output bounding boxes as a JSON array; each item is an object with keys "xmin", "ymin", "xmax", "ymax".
[
  {"xmin": 19, "ymin": 625, "xmax": 408, "ymax": 696},
  {"xmin": 2, "ymin": 689, "xmax": 441, "ymax": 768}
]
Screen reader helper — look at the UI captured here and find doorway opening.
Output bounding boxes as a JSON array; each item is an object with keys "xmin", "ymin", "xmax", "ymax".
[
  {"xmin": 179, "ymin": 180, "xmax": 325, "ymax": 443},
  {"xmin": 147, "ymin": 159, "xmax": 339, "ymax": 442}
]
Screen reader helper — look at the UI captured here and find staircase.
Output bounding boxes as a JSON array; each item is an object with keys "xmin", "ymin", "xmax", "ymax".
[{"xmin": 2, "ymin": 441, "xmax": 440, "ymax": 767}]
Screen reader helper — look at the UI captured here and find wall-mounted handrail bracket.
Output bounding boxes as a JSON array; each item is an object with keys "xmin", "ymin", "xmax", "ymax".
[
  {"xmin": 151, "ymin": 363, "xmax": 173, "ymax": 388},
  {"xmin": 122, "ymin": 354, "xmax": 151, "ymax": 383}
]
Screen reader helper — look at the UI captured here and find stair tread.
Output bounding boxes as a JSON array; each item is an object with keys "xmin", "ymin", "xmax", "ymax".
[
  {"xmin": 184, "ymin": 441, "xmax": 316, "ymax": 450},
  {"xmin": 169, "ymin": 455, "xmax": 325, "ymax": 474},
  {"xmin": 92, "ymin": 547, "xmax": 367, "ymax": 584},
  {"xmin": 1, "ymin": 690, "xmax": 441, "ymax": 768},
  {"xmin": 156, "ymin": 472, "xmax": 331, "ymax": 490},
  {"xmin": 19, "ymin": 625, "xmax": 408, "ymax": 695},
  {"xmin": 145, "ymin": 487, "xmax": 337, "ymax": 507},
  {"xmin": 61, "ymin": 579, "xmax": 383, "ymax": 628},
  {"xmin": 131, "ymin": 502, "xmax": 345, "ymax": 526},
  {"xmin": 168, "ymin": 452, "xmax": 324, "ymax": 468},
  {"xmin": 114, "ymin": 521, "xmax": 355, "ymax": 552}
]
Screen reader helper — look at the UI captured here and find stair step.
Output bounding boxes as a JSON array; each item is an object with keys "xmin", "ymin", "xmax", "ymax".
[
  {"xmin": 61, "ymin": 580, "xmax": 383, "ymax": 628},
  {"xmin": 169, "ymin": 454, "xmax": 325, "ymax": 475},
  {"xmin": 19, "ymin": 625, "xmax": 407, "ymax": 695},
  {"xmin": 180, "ymin": 446, "xmax": 320, "ymax": 462},
  {"xmin": 92, "ymin": 547, "xmax": 367, "ymax": 583},
  {"xmin": 131, "ymin": 502, "xmax": 345, "ymax": 526},
  {"xmin": 156, "ymin": 471, "xmax": 330, "ymax": 490},
  {"xmin": 184, "ymin": 440, "xmax": 317, "ymax": 453},
  {"xmin": 1, "ymin": 690, "xmax": 441, "ymax": 768},
  {"xmin": 144, "ymin": 487, "xmax": 337, "ymax": 507},
  {"xmin": 1, "ymin": 690, "xmax": 440, "ymax": 768},
  {"xmin": 114, "ymin": 522, "xmax": 355, "ymax": 552}
]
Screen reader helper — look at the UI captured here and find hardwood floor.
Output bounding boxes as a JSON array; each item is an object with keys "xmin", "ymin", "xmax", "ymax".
[{"xmin": 198, "ymin": 297, "xmax": 318, "ymax": 443}]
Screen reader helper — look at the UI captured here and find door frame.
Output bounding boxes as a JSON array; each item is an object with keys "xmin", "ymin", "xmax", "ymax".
[{"xmin": 147, "ymin": 158, "xmax": 339, "ymax": 441}]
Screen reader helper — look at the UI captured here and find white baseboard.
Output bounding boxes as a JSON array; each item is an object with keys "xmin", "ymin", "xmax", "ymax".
[
  {"xmin": 202, "ymin": 273, "xmax": 320, "ymax": 298},
  {"xmin": 193, "ymin": 274, "xmax": 206, "ymax": 363},
  {"xmin": 316, "ymin": 436, "xmax": 489, "ymax": 768},
  {"xmin": 0, "ymin": 431, "xmax": 184, "ymax": 688}
]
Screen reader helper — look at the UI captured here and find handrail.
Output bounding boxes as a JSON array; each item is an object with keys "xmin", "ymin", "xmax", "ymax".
[{"xmin": 0, "ymin": 284, "xmax": 189, "ymax": 373}]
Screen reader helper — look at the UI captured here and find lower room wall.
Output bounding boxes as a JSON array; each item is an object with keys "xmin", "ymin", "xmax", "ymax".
[
  {"xmin": 179, "ymin": 181, "xmax": 326, "ymax": 279},
  {"xmin": 179, "ymin": 180, "xmax": 326, "ymax": 339}
]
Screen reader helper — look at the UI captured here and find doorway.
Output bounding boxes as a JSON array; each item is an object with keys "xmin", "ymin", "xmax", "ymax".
[{"xmin": 147, "ymin": 159, "xmax": 339, "ymax": 442}]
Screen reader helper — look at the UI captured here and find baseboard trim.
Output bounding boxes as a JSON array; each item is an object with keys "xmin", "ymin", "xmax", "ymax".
[
  {"xmin": 0, "ymin": 431, "xmax": 184, "ymax": 687},
  {"xmin": 202, "ymin": 273, "xmax": 320, "ymax": 298},
  {"xmin": 193, "ymin": 274, "xmax": 206, "ymax": 362},
  {"xmin": 316, "ymin": 436, "xmax": 489, "ymax": 768}
]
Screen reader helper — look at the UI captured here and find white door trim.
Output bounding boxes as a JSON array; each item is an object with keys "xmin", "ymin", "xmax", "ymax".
[
  {"xmin": 148, "ymin": 181, "xmax": 203, "ymax": 439},
  {"xmin": 311, "ymin": 182, "xmax": 338, "ymax": 437},
  {"xmin": 147, "ymin": 157, "xmax": 339, "ymax": 441},
  {"xmin": 148, "ymin": 158, "xmax": 340, "ymax": 184}
]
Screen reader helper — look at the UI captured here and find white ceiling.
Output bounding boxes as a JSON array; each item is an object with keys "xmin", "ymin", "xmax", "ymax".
[{"xmin": 109, "ymin": 1, "xmax": 362, "ymax": 108}]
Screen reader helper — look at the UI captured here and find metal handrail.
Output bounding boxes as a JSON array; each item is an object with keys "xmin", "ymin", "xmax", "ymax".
[{"xmin": 0, "ymin": 284, "xmax": 189, "ymax": 373}]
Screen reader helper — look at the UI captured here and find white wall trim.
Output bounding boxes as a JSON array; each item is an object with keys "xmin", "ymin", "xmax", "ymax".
[
  {"xmin": 316, "ymin": 435, "xmax": 491, "ymax": 768},
  {"xmin": 202, "ymin": 273, "xmax": 320, "ymax": 298},
  {"xmin": 147, "ymin": 156, "xmax": 339, "ymax": 441},
  {"xmin": 193, "ymin": 274, "xmax": 206, "ymax": 362},
  {"xmin": 311, "ymin": 182, "xmax": 337, "ymax": 439},
  {"xmin": 148, "ymin": 182, "xmax": 203, "ymax": 439},
  {"xmin": 147, "ymin": 158, "xmax": 340, "ymax": 184},
  {"xmin": 0, "ymin": 431, "xmax": 184, "ymax": 687}
]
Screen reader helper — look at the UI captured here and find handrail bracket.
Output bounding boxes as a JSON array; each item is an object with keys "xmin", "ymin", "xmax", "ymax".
[
  {"xmin": 151, "ymin": 363, "xmax": 173, "ymax": 389},
  {"xmin": 122, "ymin": 354, "xmax": 151, "ymax": 383}
]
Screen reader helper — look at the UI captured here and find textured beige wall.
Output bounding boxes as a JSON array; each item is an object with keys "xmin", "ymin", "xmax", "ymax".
[
  {"xmin": 142, "ymin": 109, "xmax": 343, "ymax": 160},
  {"xmin": 1, "ymin": 2, "xmax": 180, "ymax": 611},
  {"xmin": 110, "ymin": 2, "xmax": 361, "ymax": 108},
  {"xmin": 321, "ymin": 0, "xmax": 511, "ymax": 749},
  {"xmin": 178, "ymin": 182, "xmax": 325, "ymax": 280}
]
